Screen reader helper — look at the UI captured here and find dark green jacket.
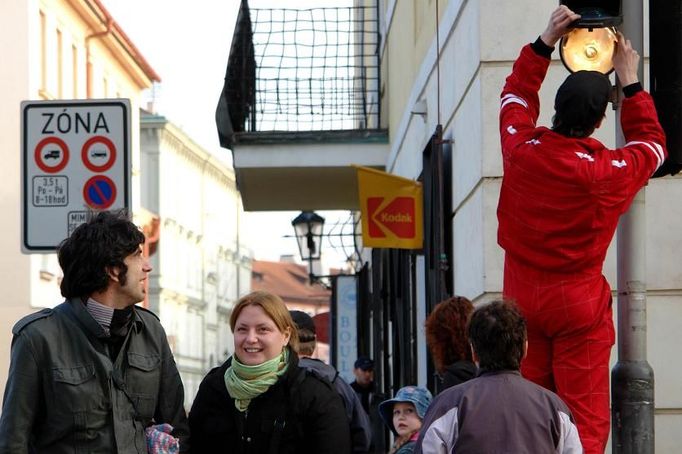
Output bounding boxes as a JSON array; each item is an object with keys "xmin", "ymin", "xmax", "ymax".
[{"xmin": 0, "ymin": 299, "xmax": 190, "ymax": 453}]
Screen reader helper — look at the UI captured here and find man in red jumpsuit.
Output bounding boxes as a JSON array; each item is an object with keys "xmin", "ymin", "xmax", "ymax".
[{"xmin": 497, "ymin": 6, "xmax": 666, "ymax": 453}]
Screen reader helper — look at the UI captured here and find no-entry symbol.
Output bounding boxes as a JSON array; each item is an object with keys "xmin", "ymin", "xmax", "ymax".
[
  {"xmin": 83, "ymin": 175, "xmax": 117, "ymax": 209},
  {"xmin": 35, "ymin": 137, "xmax": 69, "ymax": 173},
  {"xmin": 82, "ymin": 135, "xmax": 116, "ymax": 172}
]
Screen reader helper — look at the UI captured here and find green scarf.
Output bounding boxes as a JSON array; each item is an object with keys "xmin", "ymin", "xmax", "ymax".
[{"xmin": 224, "ymin": 349, "xmax": 289, "ymax": 412}]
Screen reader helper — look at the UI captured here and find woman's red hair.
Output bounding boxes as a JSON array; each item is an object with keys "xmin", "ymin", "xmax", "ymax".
[{"xmin": 424, "ymin": 296, "xmax": 474, "ymax": 373}]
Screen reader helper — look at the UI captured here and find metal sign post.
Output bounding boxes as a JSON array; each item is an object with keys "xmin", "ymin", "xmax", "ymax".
[{"xmin": 21, "ymin": 99, "xmax": 131, "ymax": 252}]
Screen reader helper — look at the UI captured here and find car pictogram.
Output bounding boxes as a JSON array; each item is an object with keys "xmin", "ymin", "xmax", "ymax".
[
  {"xmin": 91, "ymin": 150, "xmax": 107, "ymax": 158},
  {"xmin": 44, "ymin": 149, "xmax": 61, "ymax": 160}
]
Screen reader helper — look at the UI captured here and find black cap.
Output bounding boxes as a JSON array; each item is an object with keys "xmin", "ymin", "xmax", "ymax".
[
  {"xmin": 290, "ymin": 310, "xmax": 316, "ymax": 335},
  {"xmin": 354, "ymin": 356, "xmax": 374, "ymax": 371},
  {"xmin": 554, "ymin": 70, "xmax": 611, "ymax": 133}
]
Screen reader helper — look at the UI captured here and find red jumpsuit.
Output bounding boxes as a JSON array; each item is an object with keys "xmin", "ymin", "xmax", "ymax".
[{"xmin": 498, "ymin": 43, "xmax": 666, "ymax": 453}]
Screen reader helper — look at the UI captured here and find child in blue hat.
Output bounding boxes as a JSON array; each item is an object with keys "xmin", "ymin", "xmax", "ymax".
[{"xmin": 378, "ymin": 386, "xmax": 432, "ymax": 454}]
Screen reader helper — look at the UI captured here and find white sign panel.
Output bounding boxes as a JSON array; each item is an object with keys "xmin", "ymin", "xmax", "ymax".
[{"xmin": 21, "ymin": 99, "xmax": 131, "ymax": 252}]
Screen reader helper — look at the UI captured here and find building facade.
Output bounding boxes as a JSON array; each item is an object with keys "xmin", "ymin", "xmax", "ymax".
[
  {"xmin": 0, "ymin": 0, "xmax": 157, "ymax": 405},
  {"xmin": 140, "ymin": 111, "xmax": 252, "ymax": 408},
  {"xmin": 380, "ymin": 0, "xmax": 681, "ymax": 448},
  {"xmin": 220, "ymin": 0, "xmax": 681, "ymax": 448}
]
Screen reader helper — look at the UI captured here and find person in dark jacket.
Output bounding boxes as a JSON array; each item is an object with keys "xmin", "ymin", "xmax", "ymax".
[
  {"xmin": 424, "ymin": 296, "xmax": 476, "ymax": 392},
  {"xmin": 189, "ymin": 291, "xmax": 350, "ymax": 454},
  {"xmin": 290, "ymin": 310, "xmax": 372, "ymax": 453},
  {"xmin": 0, "ymin": 210, "xmax": 189, "ymax": 453},
  {"xmin": 350, "ymin": 356, "xmax": 375, "ymax": 414}
]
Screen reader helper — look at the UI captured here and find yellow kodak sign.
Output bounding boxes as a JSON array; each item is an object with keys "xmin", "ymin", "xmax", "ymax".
[{"xmin": 354, "ymin": 165, "xmax": 423, "ymax": 249}]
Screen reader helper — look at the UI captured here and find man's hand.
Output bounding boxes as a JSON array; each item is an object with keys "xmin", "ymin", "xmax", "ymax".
[
  {"xmin": 613, "ymin": 32, "xmax": 640, "ymax": 86},
  {"xmin": 540, "ymin": 5, "xmax": 581, "ymax": 47}
]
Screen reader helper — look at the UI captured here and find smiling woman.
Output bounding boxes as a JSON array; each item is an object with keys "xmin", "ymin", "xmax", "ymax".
[
  {"xmin": 188, "ymin": 290, "xmax": 351, "ymax": 453},
  {"xmin": 230, "ymin": 292, "xmax": 298, "ymax": 366}
]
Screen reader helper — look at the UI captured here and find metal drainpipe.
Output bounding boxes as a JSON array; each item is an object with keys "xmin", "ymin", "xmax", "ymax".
[
  {"xmin": 611, "ymin": 0, "xmax": 655, "ymax": 451},
  {"xmin": 85, "ymin": 18, "xmax": 113, "ymax": 98}
]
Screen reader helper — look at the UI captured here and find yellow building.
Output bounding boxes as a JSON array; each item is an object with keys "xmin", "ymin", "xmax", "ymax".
[{"xmin": 0, "ymin": 0, "xmax": 158, "ymax": 404}]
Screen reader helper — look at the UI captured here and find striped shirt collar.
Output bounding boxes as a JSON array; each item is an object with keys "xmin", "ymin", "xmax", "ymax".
[{"xmin": 85, "ymin": 297, "xmax": 114, "ymax": 335}]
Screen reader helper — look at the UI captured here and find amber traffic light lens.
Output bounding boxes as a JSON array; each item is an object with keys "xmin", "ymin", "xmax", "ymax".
[{"xmin": 560, "ymin": 27, "xmax": 617, "ymax": 74}]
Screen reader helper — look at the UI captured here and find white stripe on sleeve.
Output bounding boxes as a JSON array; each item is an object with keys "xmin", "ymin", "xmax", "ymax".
[
  {"xmin": 625, "ymin": 140, "xmax": 664, "ymax": 169},
  {"xmin": 501, "ymin": 94, "xmax": 528, "ymax": 109},
  {"xmin": 419, "ymin": 406, "xmax": 459, "ymax": 454}
]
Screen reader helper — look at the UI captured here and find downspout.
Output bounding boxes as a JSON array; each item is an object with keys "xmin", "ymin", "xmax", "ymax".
[
  {"xmin": 85, "ymin": 18, "xmax": 113, "ymax": 98},
  {"xmin": 611, "ymin": 0, "xmax": 655, "ymax": 451}
]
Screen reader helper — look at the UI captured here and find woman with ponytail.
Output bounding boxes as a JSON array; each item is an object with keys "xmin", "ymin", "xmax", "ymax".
[{"xmin": 189, "ymin": 291, "xmax": 350, "ymax": 453}]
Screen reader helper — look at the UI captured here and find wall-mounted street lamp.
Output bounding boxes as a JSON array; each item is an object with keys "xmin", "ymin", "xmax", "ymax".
[
  {"xmin": 559, "ymin": 1, "xmax": 622, "ymax": 74},
  {"xmin": 291, "ymin": 211, "xmax": 325, "ymax": 284}
]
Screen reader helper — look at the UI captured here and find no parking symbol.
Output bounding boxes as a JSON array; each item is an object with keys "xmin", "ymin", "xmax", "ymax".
[{"xmin": 83, "ymin": 175, "xmax": 117, "ymax": 209}]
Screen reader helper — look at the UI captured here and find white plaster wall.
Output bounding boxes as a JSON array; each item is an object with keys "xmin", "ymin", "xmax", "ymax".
[
  {"xmin": 452, "ymin": 182, "xmax": 484, "ymax": 298},
  {"xmin": 655, "ymin": 414, "xmax": 682, "ymax": 454},
  {"xmin": 385, "ymin": 0, "xmax": 682, "ymax": 440},
  {"xmin": 450, "ymin": 74, "xmax": 482, "ymax": 210},
  {"xmin": 646, "ymin": 179, "xmax": 682, "ymax": 291},
  {"xmin": 646, "ymin": 295, "xmax": 682, "ymax": 408}
]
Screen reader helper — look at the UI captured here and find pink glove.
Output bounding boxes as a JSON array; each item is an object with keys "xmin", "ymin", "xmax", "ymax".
[{"xmin": 145, "ymin": 423, "xmax": 179, "ymax": 454}]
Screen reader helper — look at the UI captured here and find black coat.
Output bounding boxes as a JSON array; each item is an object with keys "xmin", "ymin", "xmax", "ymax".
[
  {"xmin": 189, "ymin": 349, "xmax": 351, "ymax": 454},
  {"xmin": 440, "ymin": 360, "xmax": 477, "ymax": 391}
]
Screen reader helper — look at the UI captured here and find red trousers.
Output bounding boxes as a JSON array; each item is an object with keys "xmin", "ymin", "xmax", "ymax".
[{"xmin": 504, "ymin": 256, "xmax": 614, "ymax": 454}]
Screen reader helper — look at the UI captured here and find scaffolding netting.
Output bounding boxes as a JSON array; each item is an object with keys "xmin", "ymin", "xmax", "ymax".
[{"xmin": 225, "ymin": 3, "xmax": 380, "ymax": 134}]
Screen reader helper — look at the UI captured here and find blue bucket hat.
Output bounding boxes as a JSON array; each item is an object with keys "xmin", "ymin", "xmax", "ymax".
[{"xmin": 378, "ymin": 386, "xmax": 433, "ymax": 435}]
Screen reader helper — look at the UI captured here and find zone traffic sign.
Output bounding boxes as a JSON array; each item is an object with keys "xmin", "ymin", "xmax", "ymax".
[{"xmin": 21, "ymin": 99, "xmax": 131, "ymax": 252}]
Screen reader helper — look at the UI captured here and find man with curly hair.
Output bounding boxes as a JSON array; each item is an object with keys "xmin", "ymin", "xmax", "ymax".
[
  {"xmin": 424, "ymin": 296, "xmax": 476, "ymax": 391},
  {"xmin": 0, "ymin": 211, "xmax": 189, "ymax": 453}
]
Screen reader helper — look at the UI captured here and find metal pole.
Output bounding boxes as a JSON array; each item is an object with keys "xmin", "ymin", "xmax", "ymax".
[{"xmin": 612, "ymin": 0, "xmax": 655, "ymax": 451}]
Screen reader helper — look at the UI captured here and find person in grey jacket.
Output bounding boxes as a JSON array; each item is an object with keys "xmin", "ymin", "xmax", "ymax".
[
  {"xmin": 415, "ymin": 301, "xmax": 582, "ymax": 454},
  {"xmin": 290, "ymin": 310, "xmax": 372, "ymax": 453},
  {"xmin": 0, "ymin": 211, "xmax": 189, "ymax": 453}
]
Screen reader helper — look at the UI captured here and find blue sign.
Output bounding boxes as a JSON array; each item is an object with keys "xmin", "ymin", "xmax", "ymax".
[
  {"xmin": 82, "ymin": 175, "xmax": 117, "ymax": 209},
  {"xmin": 335, "ymin": 275, "xmax": 358, "ymax": 383}
]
